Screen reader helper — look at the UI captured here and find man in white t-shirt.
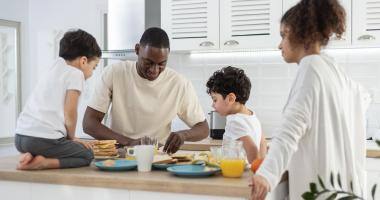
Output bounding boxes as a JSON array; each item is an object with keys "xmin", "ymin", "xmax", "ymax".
[{"xmin": 83, "ymin": 27, "xmax": 208, "ymax": 153}]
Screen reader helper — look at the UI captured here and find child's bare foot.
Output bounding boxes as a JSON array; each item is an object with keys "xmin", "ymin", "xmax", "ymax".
[
  {"xmin": 17, "ymin": 155, "xmax": 59, "ymax": 170},
  {"xmin": 17, "ymin": 153, "xmax": 34, "ymax": 168}
]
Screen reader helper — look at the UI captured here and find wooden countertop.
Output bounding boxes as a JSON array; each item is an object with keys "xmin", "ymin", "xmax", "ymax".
[
  {"xmin": 180, "ymin": 137, "xmax": 222, "ymax": 151},
  {"xmin": 367, "ymin": 140, "xmax": 380, "ymax": 158},
  {"xmin": 180, "ymin": 138, "xmax": 380, "ymax": 158},
  {"xmin": 0, "ymin": 156, "xmax": 251, "ymax": 198}
]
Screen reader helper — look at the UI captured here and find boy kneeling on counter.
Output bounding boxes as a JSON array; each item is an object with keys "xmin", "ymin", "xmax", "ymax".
[{"xmin": 15, "ymin": 29, "xmax": 101, "ymax": 170}]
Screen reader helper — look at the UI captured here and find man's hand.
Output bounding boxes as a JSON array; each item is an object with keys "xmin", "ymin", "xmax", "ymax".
[
  {"xmin": 249, "ymin": 174, "xmax": 270, "ymax": 200},
  {"xmin": 72, "ymin": 138, "xmax": 94, "ymax": 149},
  {"xmin": 163, "ymin": 132, "xmax": 186, "ymax": 154}
]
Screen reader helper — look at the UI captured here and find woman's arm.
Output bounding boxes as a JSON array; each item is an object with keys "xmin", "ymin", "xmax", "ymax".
[{"xmin": 64, "ymin": 90, "xmax": 80, "ymax": 140}]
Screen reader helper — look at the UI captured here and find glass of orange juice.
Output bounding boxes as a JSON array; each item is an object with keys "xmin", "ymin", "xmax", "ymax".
[{"xmin": 220, "ymin": 139, "xmax": 245, "ymax": 178}]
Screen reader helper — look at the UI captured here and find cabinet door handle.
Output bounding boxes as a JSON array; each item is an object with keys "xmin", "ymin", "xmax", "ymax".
[
  {"xmin": 357, "ymin": 35, "xmax": 376, "ymax": 41},
  {"xmin": 199, "ymin": 41, "xmax": 215, "ymax": 47},
  {"xmin": 224, "ymin": 40, "xmax": 239, "ymax": 46}
]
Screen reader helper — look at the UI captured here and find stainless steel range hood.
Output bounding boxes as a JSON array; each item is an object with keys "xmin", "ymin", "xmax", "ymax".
[{"xmin": 102, "ymin": 0, "xmax": 161, "ymax": 60}]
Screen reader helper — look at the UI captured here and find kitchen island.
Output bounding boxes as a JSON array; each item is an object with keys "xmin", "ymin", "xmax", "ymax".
[
  {"xmin": 0, "ymin": 155, "xmax": 251, "ymax": 200},
  {"xmin": 1, "ymin": 139, "xmax": 378, "ymax": 200}
]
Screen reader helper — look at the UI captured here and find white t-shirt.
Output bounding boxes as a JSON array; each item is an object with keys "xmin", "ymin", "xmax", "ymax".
[
  {"xmin": 223, "ymin": 113, "xmax": 262, "ymax": 151},
  {"xmin": 16, "ymin": 58, "xmax": 84, "ymax": 139},
  {"xmin": 88, "ymin": 60, "xmax": 205, "ymax": 142}
]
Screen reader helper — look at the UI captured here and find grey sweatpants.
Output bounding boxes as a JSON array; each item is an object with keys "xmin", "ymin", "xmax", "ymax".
[{"xmin": 15, "ymin": 134, "xmax": 94, "ymax": 168}]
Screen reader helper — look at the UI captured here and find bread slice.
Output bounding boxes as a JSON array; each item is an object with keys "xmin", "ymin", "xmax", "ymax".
[
  {"xmin": 153, "ymin": 154, "xmax": 175, "ymax": 164},
  {"xmin": 171, "ymin": 153, "xmax": 194, "ymax": 161},
  {"xmin": 94, "ymin": 140, "xmax": 117, "ymax": 145}
]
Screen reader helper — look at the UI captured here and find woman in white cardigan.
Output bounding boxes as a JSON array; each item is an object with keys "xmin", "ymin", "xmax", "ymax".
[{"xmin": 250, "ymin": 0, "xmax": 370, "ymax": 199}]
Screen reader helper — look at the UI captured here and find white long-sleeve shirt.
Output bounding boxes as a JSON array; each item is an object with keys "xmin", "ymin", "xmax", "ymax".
[{"xmin": 257, "ymin": 54, "xmax": 370, "ymax": 199}]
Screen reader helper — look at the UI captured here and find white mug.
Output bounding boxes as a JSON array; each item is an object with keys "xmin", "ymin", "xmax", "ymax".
[{"xmin": 127, "ymin": 145, "xmax": 154, "ymax": 172}]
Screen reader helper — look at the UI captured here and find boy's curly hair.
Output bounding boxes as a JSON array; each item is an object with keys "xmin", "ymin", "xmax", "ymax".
[
  {"xmin": 282, "ymin": 0, "xmax": 346, "ymax": 47},
  {"xmin": 206, "ymin": 66, "xmax": 251, "ymax": 104},
  {"xmin": 59, "ymin": 29, "xmax": 101, "ymax": 61}
]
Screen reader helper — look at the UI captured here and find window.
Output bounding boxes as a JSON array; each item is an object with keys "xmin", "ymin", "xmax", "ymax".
[{"xmin": 0, "ymin": 19, "xmax": 21, "ymax": 139}]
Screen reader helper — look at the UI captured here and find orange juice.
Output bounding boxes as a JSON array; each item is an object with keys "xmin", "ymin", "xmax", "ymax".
[{"xmin": 220, "ymin": 159, "xmax": 245, "ymax": 178}]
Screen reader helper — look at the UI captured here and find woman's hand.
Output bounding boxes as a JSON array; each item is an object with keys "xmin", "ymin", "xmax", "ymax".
[{"xmin": 249, "ymin": 174, "xmax": 270, "ymax": 200}]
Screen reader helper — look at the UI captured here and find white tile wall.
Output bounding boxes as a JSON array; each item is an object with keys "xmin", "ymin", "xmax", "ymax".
[
  {"xmin": 0, "ymin": 144, "xmax": 18, "ymax": 157},
  {"xmin": 168, "ymin": 49, "xmax": 380, "ymax": 138}
]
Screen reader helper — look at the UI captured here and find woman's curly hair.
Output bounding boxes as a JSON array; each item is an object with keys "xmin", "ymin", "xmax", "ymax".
[
  {"xmin": 206, "ymin": 66, "xmax": 251, "ymax": 104},
  {"xmin": 281, "ymin": 0, "xmax": 346, "ymax": 47}
]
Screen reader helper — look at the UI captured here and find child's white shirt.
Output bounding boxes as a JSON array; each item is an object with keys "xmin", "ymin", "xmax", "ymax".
[
  {"xmin": 223, "ymin": 112, "xmax": 262, "ymax": 150},
  {"xmin": 16, "ymin": 58, "xmax": 84, "ymax": 139}
]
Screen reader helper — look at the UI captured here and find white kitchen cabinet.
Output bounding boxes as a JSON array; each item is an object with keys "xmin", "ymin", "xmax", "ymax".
[
  {"xmin": 161, "ymin": 0, "xmax": 219, "ymax": 51},
  {"xmin": 219, "ymin": 0, "xmax": 282, "ymax": 50},
  {"xmin": 352, "ymin": 0, "xmax": 380, "ymax": 46},
  {"xmin": 162, "ymin": 0, "xmax": 282, "ymax": 51},
  {"xmin": 282, "ymin": 0, "xmax": 351, "ymax": 48}
]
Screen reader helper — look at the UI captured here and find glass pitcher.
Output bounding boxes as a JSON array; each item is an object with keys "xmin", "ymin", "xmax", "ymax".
[{"xmin": 220, "ymin": 138, "xmax": 246, "ymax": 178}]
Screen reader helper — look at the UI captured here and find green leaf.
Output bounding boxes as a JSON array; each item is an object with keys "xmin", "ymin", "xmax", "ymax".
[
  {"xmin": 318, "ymin": 175, "xmax": 326, "ymax": 189},
  {"xmin": 310, "ymin": 182, "xmax": 318, "ymax": 193},
  {"xmin": 330, "ymin": 172, "xmax": 335, "ymax": 188},
  {"xmin": 326, "ymin": 193, "xmax": 338, "ymax": 200},
  {"xmin": 337, "ymin": 196, "xmax": 356, "ymax": 200},
  {"xmin": 337, "ymin": 173, "xmax": 342, "ymax": 189},
  {"xmin": 372, "ymin": 184, "xmax": 377, "ymax": 200},
  {"xmin": 376, "ymin": 140, "xmax": 380, "ymax": 147},
  {"xmin": 302, "ymin": 192, "xmax": 315, "ymax": 200},
  {"xmin": 350, "ymin": 181, "xmax": 353, "ymax": 192}
]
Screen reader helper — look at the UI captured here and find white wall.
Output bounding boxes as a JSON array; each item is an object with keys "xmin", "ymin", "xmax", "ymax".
[
  {"xmin": 167, "ymin": 49, "xmax": 380, "ymax": 138},
  {"xmin": 28, "ymin": 0, "xmax": 107, "ymax": 88}
]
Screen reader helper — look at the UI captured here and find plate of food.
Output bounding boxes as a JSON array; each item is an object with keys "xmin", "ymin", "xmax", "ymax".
[
  {"xmin": 152, "ymin": 154, "xmax": 193, "ymax": 170},
  {"xmin": 166, "ymin": 165, "xmax": 220, "ymax": 177},
  {"xmin": 94, "ymin": 159, "xmax": 137, "ymax": 171}
]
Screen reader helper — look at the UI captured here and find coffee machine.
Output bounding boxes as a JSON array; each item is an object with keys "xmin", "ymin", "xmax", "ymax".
[{"xmin": 208, "ymin": 111, "xmax": 226, "ymax": 140}]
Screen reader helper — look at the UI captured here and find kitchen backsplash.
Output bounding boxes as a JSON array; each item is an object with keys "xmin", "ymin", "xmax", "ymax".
[{"xmin": 167, "ymin": 49, "xmax": 380, "ymax": 139}]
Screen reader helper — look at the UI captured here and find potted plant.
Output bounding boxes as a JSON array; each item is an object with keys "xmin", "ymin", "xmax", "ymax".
[{"xmin": 302, "ymin": 140, "xmax": 380, "ymax": 200}]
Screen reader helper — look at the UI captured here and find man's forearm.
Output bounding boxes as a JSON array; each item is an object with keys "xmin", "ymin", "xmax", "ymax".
[
  {"xmin": 83, "ymin": 119, "xmax": 136, "ymax": 146},
  {"xmin": 181, "ymin": 120, "xmax": 209, "ymax": 142}
]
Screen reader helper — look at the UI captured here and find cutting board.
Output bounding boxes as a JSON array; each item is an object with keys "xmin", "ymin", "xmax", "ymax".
[
  {"xmin": 180, "ymin": 138, "xmax": 222, "ymax": 151},
  {"xmin": 367, "ymin": 149, "xmax": 380, "ymax": 158},
  {"xmin": 366, "ymin": 140, "xmax": 380, "ymax": 158}
]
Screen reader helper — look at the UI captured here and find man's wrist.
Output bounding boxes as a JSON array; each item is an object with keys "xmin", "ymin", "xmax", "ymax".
[
  {"xmin": 180, "ymin": 130, "xmax": 190, "ymax": 142},
  {"xmin": 120, "ymin": 137, "xmax": 139, "ymax": 146}
]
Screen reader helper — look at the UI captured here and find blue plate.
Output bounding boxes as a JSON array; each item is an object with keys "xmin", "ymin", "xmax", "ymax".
[
  {"xmin": 94, "ymin": 160, "xmax": 137, "ymax": 171},
  {"xmin": 166, "ymin": 165, "xmax": 220, "ymax": 177},
  {"xmin": 152, "ymin": 163, "xmax": 191, "ymax": 170}
]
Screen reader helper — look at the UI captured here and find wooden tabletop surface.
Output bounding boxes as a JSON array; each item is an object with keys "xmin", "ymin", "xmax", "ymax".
[{"xmin": 0, "ymin": 155, "xmax": 251, "ymax": 198}]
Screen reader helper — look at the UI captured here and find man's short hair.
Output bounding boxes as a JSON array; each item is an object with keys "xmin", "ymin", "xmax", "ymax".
[
  {"xmin": 139, "ymin": 27, "xmax": 170, "ymax": 49},
  {"xmin": 59, "ymin": 29, "xmax": 101, "ymax": 61}
]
